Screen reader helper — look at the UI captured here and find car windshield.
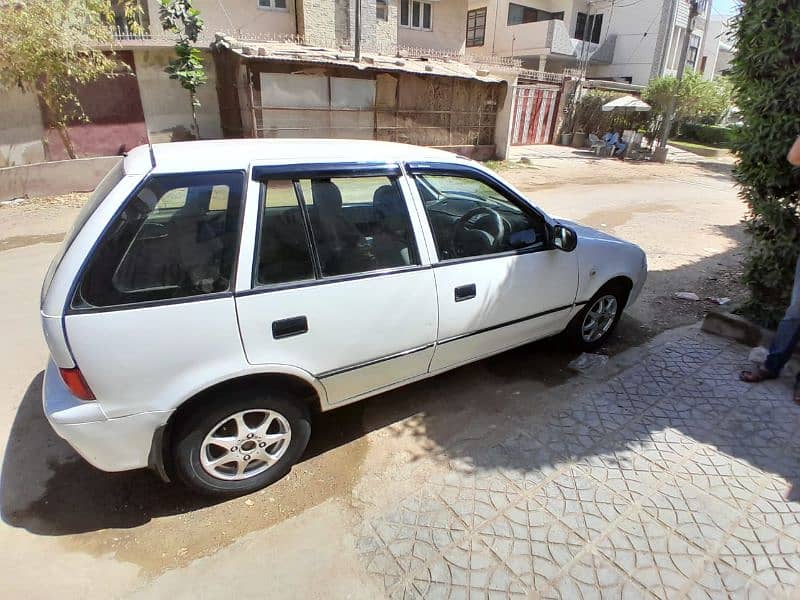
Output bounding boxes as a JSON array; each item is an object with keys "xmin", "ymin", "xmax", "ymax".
[{"xmin": 40, "ymin": 160, "xmax": 126, "ymax": 307}]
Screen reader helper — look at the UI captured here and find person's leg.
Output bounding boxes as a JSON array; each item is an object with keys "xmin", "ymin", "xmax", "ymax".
[
  {"xmin": 763, "ymin": 256, "xmax": 800, "ymax": 376},
  {"xmin": 742, "ymin": 255, "xmax": 800, "ymax": 382}
]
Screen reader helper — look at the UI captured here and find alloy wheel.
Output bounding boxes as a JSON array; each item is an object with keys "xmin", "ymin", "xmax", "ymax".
[
  {"xmin": 199, "ymin": 409, "xmax": 292, "ymax": 481},
  {"xmin": 581, "ymin": 294, "xmax": 618, "ymax": 343}
]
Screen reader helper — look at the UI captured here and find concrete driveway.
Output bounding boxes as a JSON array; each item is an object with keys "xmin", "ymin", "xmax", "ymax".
[{"xmin": 3, "ymin": 151, "xmax": 797, "ymax": 599}]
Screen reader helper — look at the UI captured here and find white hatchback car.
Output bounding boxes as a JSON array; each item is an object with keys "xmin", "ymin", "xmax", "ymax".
[{"xmin": 41, "ymin": 140, "xmax": 646, "ymax": 496}]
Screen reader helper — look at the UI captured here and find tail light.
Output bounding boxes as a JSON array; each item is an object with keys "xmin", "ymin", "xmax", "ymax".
[{"xmin": 59, "ymin": 367, "xmax": 96, "ymax": 401}]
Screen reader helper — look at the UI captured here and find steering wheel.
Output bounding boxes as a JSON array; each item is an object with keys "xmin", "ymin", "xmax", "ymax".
[{"xmin": 452, "ymin": 207, "xmax": 507, "ymax": 257}]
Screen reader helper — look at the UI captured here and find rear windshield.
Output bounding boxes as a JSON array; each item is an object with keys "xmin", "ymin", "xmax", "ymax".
[{"xmin": 40, "ymin": 160, "xmax": 126, "ymax": 307}]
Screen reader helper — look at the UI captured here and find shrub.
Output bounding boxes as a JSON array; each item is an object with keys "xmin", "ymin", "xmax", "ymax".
[
  {"xmin": 643, "ymin": 71, "xmax": 732, "ymax": 142},
  {"xmin": 677, "ymin": 123, "xmax": 734, "ymax": 147},
  {"xmin": 730, "ymin": 0, "xmax": 800, "ymax": 326}
]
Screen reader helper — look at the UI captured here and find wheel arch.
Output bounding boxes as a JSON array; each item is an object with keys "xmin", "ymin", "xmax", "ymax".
[
  {"xmin": 150, "ymin": 370, "xmax": 324, "ymax": 481},
  {"xmin": 600, "ymin": 275, "xmax": 634, "ymax": 304},
  {"xmin": 582, "ymin": 274, "xmax": 634, "ymax": 308}
]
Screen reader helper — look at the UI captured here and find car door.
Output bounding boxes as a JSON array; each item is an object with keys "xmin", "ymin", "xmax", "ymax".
[
  {"xmin": 235, "ymin": 163, "xmax": 438, "ymax": 406},
  {"xmin": 405, "ymin": 162, "xmax": 580, "ymax": 373}
]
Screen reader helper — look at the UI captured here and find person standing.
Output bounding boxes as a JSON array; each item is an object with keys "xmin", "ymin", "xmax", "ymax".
[{"xmin": 740, "ymin": 135, "xmax": 800, "ymax": 402}]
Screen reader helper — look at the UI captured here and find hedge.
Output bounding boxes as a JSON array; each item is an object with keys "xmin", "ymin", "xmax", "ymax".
[
  {"xmin": 730, "ymin": 0, "xmax": 800, "ymax": 327},
  {"xmin": 678, "ymin": 123, "xmax": 735, "ymax": 147}
]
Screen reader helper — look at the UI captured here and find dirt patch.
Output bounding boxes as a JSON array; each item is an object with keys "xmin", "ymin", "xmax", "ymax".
[
  {"xmin": 3, "ymin": 376, "xmax": 369, "ymax": 576},
  {"xmin": 0, "ymin": 234, "xmax": 65, "ymax": 252}
]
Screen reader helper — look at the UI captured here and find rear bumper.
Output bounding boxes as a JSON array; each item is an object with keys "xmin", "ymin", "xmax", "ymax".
[{"xmin": 42, "ymin": 360, "xmax": 172, "ymax": 472}]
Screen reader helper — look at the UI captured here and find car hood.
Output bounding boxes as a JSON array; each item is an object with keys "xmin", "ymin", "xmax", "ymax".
[{"xmin": 556, "ymin": 219, "xmax": 630, "ymax": 245}]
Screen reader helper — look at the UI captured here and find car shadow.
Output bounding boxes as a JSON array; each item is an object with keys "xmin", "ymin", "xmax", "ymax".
[{"xmin": 0, "ymin": 332, "xmax": 595, "ymax": 536}]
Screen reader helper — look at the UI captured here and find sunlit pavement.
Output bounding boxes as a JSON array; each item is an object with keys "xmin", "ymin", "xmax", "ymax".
[{"xmin": 354, "ymin": 327, "xmax": 800, "ymax": 599}]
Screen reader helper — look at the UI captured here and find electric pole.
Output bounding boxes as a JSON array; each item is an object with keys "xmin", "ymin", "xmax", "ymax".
[
  {"xmin": 354, "ymin": 0, "xmax": 362, "ymax": 62},
  {"xmin": 658, "ymin": 0, "xmax": 701, "ymax": 149}
]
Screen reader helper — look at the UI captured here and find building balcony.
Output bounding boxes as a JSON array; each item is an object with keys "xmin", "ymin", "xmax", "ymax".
[{"xmin": 481, "ymin": 19, "xmax": 616, "ymax": 65}]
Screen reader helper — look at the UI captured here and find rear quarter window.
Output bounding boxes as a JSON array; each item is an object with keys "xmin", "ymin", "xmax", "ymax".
[{"xmin": 74, "ymin": 171, "xmax": 244, "ymax": 309}]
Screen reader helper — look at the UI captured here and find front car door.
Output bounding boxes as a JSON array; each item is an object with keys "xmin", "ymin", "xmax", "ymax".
[
  {"xmin": 405, "ymin": 162, "xmax": 580, "ymax": 373},
  {"xmin": 235, "ymin": 163, "xmax": 438, "ymax": 406}
]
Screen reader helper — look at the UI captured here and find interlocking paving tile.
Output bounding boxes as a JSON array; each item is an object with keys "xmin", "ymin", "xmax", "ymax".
[
  {"xmin": 541, "ymin": 551, "xmax": 650, "ymax": 600},
  {"xmin": 596, "ymin": 509, "xmax": 705, "ymax": 599},
  {"xmin": 433, "ymin": 469, "xmax": 523, "ymax": 531},
  {"xmin": 532, "ymin": 467, "xmax": 632, "ymax": 542},
  {"xmin": 406, "ymin": 536, "xmax": 528, "ymax": 599},
  {"xmin": 370, "ymin": 493, "xmax": 470, "ymax": 575},
  {"xmin": 717, "ymin": 516, "xmax": 800, "ymax": 596},
  {"xmin": 672, "ymin": 444, "xmax": 765, "ymax": 509},
  {"xmin": 575, "ymin": 449, "xmax": 665, "ymax": 503},
  {"xmin": 639, "ymin": 475, "xmax": 740, "ymax": 551},
  {"xmin": 684, "ymin": 559, "xmax": 771, "ymax": 600},
  {"xmin": 748, "ymin": 476, "xmax": 800, "ymax": 541},
  {"xmin": 354, "ymin": 331, "xmax": 800, "ymax": 598},
  {"xmin": 477, "ymin": 497, "xmax": 585, "ymax": 591}
]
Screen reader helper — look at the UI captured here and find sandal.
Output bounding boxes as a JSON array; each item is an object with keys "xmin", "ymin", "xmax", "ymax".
[{"xmin": 739, "ymin": 368, "xmax": 777, "ymax": 383}]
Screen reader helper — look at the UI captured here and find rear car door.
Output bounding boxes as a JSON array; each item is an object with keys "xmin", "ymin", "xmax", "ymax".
[
  {"xmin": 406, "ymin": 162, "xmax": 579, "ymax": 372},
  {"xmin": 235, "ymin": 163, "xmax": 438, "ymax": 406}
]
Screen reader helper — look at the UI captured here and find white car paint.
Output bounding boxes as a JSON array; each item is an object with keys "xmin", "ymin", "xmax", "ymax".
[{"xmin": 40, "ymin": 139, "xmax": 647, "ymax": 475}]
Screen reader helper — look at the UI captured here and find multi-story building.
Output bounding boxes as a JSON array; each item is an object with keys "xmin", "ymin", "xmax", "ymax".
[
  {"xmin": 698, "ymin": 18, "xmax": 734, "ymax": 80},
  {"xmin": 464, "ymin": 0, "xmax": 712, "ymax": 86},
  {"xmin": 134, "ymin": 0, "xmax": 466, "ymax": 54}
]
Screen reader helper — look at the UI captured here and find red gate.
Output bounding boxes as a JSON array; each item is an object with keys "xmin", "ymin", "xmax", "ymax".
[{"xmin": 510, "ymin": 85, "xmax": 560, "ymax": 145}]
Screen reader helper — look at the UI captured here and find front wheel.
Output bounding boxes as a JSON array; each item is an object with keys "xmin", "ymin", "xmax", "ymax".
[
  {"xmin": 172, "ymin": 391, "xmax": 311, "ymax": 497},
  {"xmin": 565, "ymin": 286, "xmax": 626, "ymax": 351}
]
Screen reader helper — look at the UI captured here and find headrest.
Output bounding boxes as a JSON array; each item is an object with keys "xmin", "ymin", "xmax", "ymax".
[{"xmin": 311, "ymin": 180, "xmax": 343, "ymax": 215}]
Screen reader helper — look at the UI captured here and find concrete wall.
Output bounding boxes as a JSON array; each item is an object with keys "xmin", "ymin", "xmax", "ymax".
[
  {"xmin": 376, "ymin": 1, "xmax": 400, "ymax": 53},
  {"xmin": 0, "ymin": 87, "xmax": 45, "ymax": 167},
  {"xmin": 587, "ymin": 0, "xmax": 663, "ymax": 85},
  {"xmin": 145, "ymin": 0, "xmax": 297, "ymax": 38},
  {"xmin": 398, "ymin": 0, "xmax": 468, "ymax": 52},
  {"xmin": 0, "ymin": 156, "xmax": 120, "ymax": 202},
  {"xmin": 492, "ymin": 73, "xmax": 517, "ymax": 159},
  {"xmin": 132, "ymin": 48, "xmax": 223, "ymax": 142},
  {"xmin": 298, "ymin": 0, "xmax": 338, "ymax": 46}
]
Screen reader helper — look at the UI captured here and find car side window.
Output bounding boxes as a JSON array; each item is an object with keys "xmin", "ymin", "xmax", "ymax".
[
  {"xmin": 257, "ymin": 180, "xmax": 315, "ymax": 285},
  {"xmin": 256, "ymin": 175, "xmax": 419, "ymax": 284},
  {"xmin": 414, "ymin": 174, "xmax": 547, "ymax": 261},
  {"xmin": 77, "ymin": 171, "xmax": 243, "ymax": 308}
]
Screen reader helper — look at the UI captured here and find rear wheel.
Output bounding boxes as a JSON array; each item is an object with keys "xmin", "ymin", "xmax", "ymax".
[
  {"xmin": 172, "ymin": 390, "xmax": 311, "ymax": 497},
  {"xmin": 566, "ymin": 284, "xmax": 627, "ymax": 351}
]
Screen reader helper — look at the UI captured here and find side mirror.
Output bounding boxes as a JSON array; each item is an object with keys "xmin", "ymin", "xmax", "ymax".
[{"xmin": 553, "ymin": 224, "xmax": 578, "ymax": 252}]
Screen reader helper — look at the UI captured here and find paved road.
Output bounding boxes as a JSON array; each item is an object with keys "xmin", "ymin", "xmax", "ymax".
[{"xmin": 351, "ymin": 327, "xmax": 800, "ymax": 599}]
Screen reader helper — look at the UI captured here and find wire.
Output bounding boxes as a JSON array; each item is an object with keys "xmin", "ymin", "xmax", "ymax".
[
  {"xmin": 620, "ymin": 8, "xmax": 661, "ymax": 66},
  {"xmin": 613, "ymin": 0, "xmax": 649, "ymax": 9}
]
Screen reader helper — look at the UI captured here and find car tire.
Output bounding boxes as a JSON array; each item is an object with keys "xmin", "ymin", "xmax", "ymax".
[
  {"xmin": 565, "ymin": 283, "xmax": 628, "ymax": 352},
  {"xmin": 172, "ymin": 390, "xmax": 311, "ymax": 497}
]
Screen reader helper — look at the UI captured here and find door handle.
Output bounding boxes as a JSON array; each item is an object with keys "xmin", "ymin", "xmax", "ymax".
[
  {"xmin": 454, "ymin": 284, "xmax": 477, "ymax": 302},
  {"xmin": 272, "ymin": 316, "xmax": 308, "ymax": 339}
]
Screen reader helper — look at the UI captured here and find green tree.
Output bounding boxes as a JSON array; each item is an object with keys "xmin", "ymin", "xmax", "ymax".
[
  {"xmin": 643, "ymin": 71, "xmax": 732, "ymax": 140},
  {"xmin": 730, "ymin": 0, "xmax": 800, "ymax": 326},
  {"xmin": 159, "ymin": 0, "xmax": 207, "ymax": 138},
  {"xmin": 0, "ymin": 0, "xmax": 142, "ymax": 159}
]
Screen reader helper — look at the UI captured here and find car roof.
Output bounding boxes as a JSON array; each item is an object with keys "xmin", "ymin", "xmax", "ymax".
[{"xmin": 123, "ymin": 139, "xmax": 466, "ymax": 175}]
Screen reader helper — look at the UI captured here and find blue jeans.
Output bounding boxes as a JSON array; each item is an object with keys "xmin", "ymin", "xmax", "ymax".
[{"xmin": 764, "ymin": 254, "xmax": 800, "ymax": 378}]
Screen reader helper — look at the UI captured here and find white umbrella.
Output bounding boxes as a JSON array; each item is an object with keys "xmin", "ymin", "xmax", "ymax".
[{"xmin": 601, "ymin": 95, "xmax": 651, "ymax": 112}]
